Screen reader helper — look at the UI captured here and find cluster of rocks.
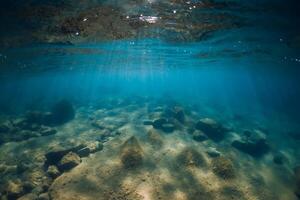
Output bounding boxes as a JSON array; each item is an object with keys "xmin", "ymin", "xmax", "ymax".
[
  {"xmin": 0, "ymin": 118, "xmax": 57, "ymax": 145},
  {"xmin": 0, "ymin": 100, "xmax": 75, "ymax": 145},
  {"xmin": 144, "ymin": 106, "xmax": 186, "ymax": 133}
]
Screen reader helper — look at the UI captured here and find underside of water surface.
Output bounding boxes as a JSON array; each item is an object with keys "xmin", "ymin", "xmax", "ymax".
[{"xmin": 0, "ymin": 0, "xmax": 300, "ymax": 200}]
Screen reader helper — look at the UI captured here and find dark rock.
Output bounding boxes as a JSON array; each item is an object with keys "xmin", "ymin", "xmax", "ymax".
[
  {"xmin": 0, "ymin": 123, "xmax": 10, "ymax": 133},
  {"xmin": 195, "ymin": 118, "xmax": 226, "ymax": 142},
  {"xmin": 232, "ymin": 139, "xmax": 269, "ymax": 157},
  {"xmin": 143, "ymin": 120, "xmax": 153, "ymax": 126},
  {"xmin": 58, "ymin": 152, "xmax": 81, "ymax": 171},
  {"xmin": 161, "ymin": 123, "xmax": 175, "ymax": 133},
  {"xmin": 192, "ymin": 130, "xmax": 208, "ymax": 142},
  {"xmin": 212, "ymin": 157, "xmax": 235, "ymax": 179},
  {"xmin": 177, "ymin": 148, "xmax": 206, "ymax": 168},
  {"xmin": 152, "ymin": 118, "xmax": 167, "ymax": 129},
  {"xmin": 50, "ymin": 100, "xmax": 75, "ymax": 125},
  {"xmin": 273, "ymin": 154, "xmax": 286, "ymax": 165},
  {"xmin": 120, "ymin": 136, "xmax": 143, "ymax": 169},
  {"xmin": 22, "ymin": 181, "xmax": 35, "ymax": 193},
  {"xmin": 45, "ymin": 144, "xmax": 85, "ymax": 166},
  {"xmin": 46, "ymin": 165, "xmax": 60, "ymax": 179},
  {"xmin": 173, "ymin": 107, "xmax": 185, "ymax": 123}
]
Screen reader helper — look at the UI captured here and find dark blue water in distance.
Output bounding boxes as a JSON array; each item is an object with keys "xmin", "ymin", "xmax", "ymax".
[{"xmin": 0, "ymin": 1, "xmax": 300, "ymax": 200}]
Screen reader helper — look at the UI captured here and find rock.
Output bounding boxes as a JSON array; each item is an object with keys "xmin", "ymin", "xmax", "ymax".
[
  {"xmin": 39, "ymin": 126, "xmax": 57, "ymax": 136},
  {"xmin": 177, "ymin": 148, "xmax": 206, "ymax": 168},
  {"xmin": 0, "ymin": 123, "xmax": 10, "ymax": 133},
  {"xmin": 232, "ymin": 130, "xmax": 269, "ymax": 157},
  {"xmin": 211, "ymin": 157, "xmax": 235, "ymax": 179},
  {"xmin": 147, "ymin": 129, "xmax": 163, "ymax": 148},
  {"xmin": 161, "ymin": 123, "xmax": 175, "ymax": 133},
  {"xmin": 195, "ymin": 118, "xmax": 226, "ymax": 142},
  {"xmin": 173, "ymin": 107, "xmax": 185, "ymax": 123},
  {"xmin": 206, "ymin": 147, "xmax": 221, "ymax": 158},
  {"xmin": 152, "ymin": 118, "xmax": 167, "ymax": 129},
  {"xmin": 46, "ymin": 165, "xmax": 60, "ymax": 179},
  {"xmin": 5, "ymin": 179, "xmax": 24, "ymax": 199},
  {"xmin": 17, "ymin": 193, "xmax": 38, "ymax": 200},
  {"xmin": 273, "ymin": 153, "xmax": 286, "ymax": 165},
  {"xmin": 58, "ymin": 152, "xmax": 81, "ymax": 171},
  {"xmin": 77, "ymin": 141, "xmax": 103, "ymax": 157},
  {"xmin": 143, "ymin": 120, "xmax": 153, "ymax": 126},
  {"xmin": 192, "ymin": 130, "xmax": 208, "ymax": 142},
  {"xmin": 45, "ymin": 144, "xmax": 85, "ymax": 165},
  {"xmin": 50, "ymin": 100, "xmax": 75, "ymax": 125},
  {"xmin": 120, "ymin": 136, "xmax": 143, "ymax": 169},
  {"xmin": 37, "ymin": 193, "xmax": 49, "ymax": 200}
]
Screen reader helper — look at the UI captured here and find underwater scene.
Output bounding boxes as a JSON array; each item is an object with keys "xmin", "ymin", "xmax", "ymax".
[{"xmin": 0, "ymin": 0, "xmax": 300, "ymax": 199}]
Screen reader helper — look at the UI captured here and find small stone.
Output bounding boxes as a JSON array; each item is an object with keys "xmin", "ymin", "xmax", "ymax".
[
  {"xmin": 37, "ymin": 193, "xmax": 49, "ymax": 200},
  {"xmin": 17, "ymin": 193, "xmax": 38, "ymax": 200},
  {"xmin": 47, "ymin": 165, "xmax": 60, "ymax": 178},
  {"xmin": 206, "ymin": 147, "xmax": 221, "ymax": 158},
  {"xmin": 192, "ymin": 130, "xmax": 208, "ymax": 142},
  {"xmin": 143, "ymin": 120, "xmax": 153, "ymax": 126},
  {"xmin": 77, "ymin": 141, "xmax": 103, "ymax": 157},
  {"xmin": 161, "ymin": 123, "xmax": 175, "ymax": 133},
  {"xmin": 58, "ymin": 152, "xmax": 81, "ymax": 171},
  {"xmin": 152, "ymin": 118, "xmax": 167, "ymax": 129},
  {"xmin": 40, "ymin": 126, "xmax": 57, "ymax": 136}
]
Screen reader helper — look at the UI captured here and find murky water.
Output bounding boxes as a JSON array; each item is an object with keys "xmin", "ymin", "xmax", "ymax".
[{"xmin": 0, "ymin": 1, "xmax": 300, "ymax": 200}]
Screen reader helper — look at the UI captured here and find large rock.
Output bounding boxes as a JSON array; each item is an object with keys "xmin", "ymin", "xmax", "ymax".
[
  {"xmin": 45, "ymin": 144, "xmax": 85, "ymax": 166},
  {"xmin": 50, "ymin": 100, "xmax": 75, "ymax": 125},
  {"xmin": 120, "ymin": 136, "xmax": 143, "ymax": 169},
  {"xmin": 195, "ymin": 118, "xmax": 226, "ymax": 142},
  {"xmin": 152, "ymin": 118, "xmax": 167, "ymax": 129},
  {"xmin": 211, "ymin": 157, "xmax": 235, "ymax": 179},
  {"xmin": 5, "ymin": 179, "xmax": 24, "ymax": 199},
  {"xmin": 232, "ymin": 130, "xmax": 269, "ymax": 157},
  {"xmin": 58, "ymin": 152, "xmax": 81, "ymax": 171},
  {"xmin": 161, "ymin": 123, "xmax": 175, "ymax": 133}
]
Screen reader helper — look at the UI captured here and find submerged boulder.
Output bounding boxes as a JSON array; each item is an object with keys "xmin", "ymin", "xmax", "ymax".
[
  {"xmin": 192, "ymin": 130, "xmax": 208, "ymax": 142},
  {"xmin": 50, "ymin": 100, "xmax": 75, "ymax": 125},
  {"xmin": 152, "ymin": 118, "xmax": 167, "ymax": 129},
  {"xmin": 195, "ymin": 118, "xmax": 226, "ymax": 142},
  {"xmin": 212, "ymin": 157, "xmax": 235, "ymax": 179},
  {"xmin": 77, "ymin": 141, "xmax": 103, "ymax": 157},
  {"xmin": 232, "ymin": 130, "xmax": 269, "ymax": 157},
  {"xmin": 177, "ymin": 147, "xmax": 206, "ymax": 168},
  {"xmin": 161, "ymin": 123, "xmax": 175, "ymax": 133},
  {"xmin": 58, "ymin": 152, "xmax": 81, "ymax": 171},
  {"xmin": 120, "ymin": 136, "xmax": 143, "ymax": 169}
]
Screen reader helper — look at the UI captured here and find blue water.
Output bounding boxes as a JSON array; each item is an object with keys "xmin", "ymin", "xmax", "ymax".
[{"xmin": 0, "ymin": 1, "xmax": 300, "ymax": 200}]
